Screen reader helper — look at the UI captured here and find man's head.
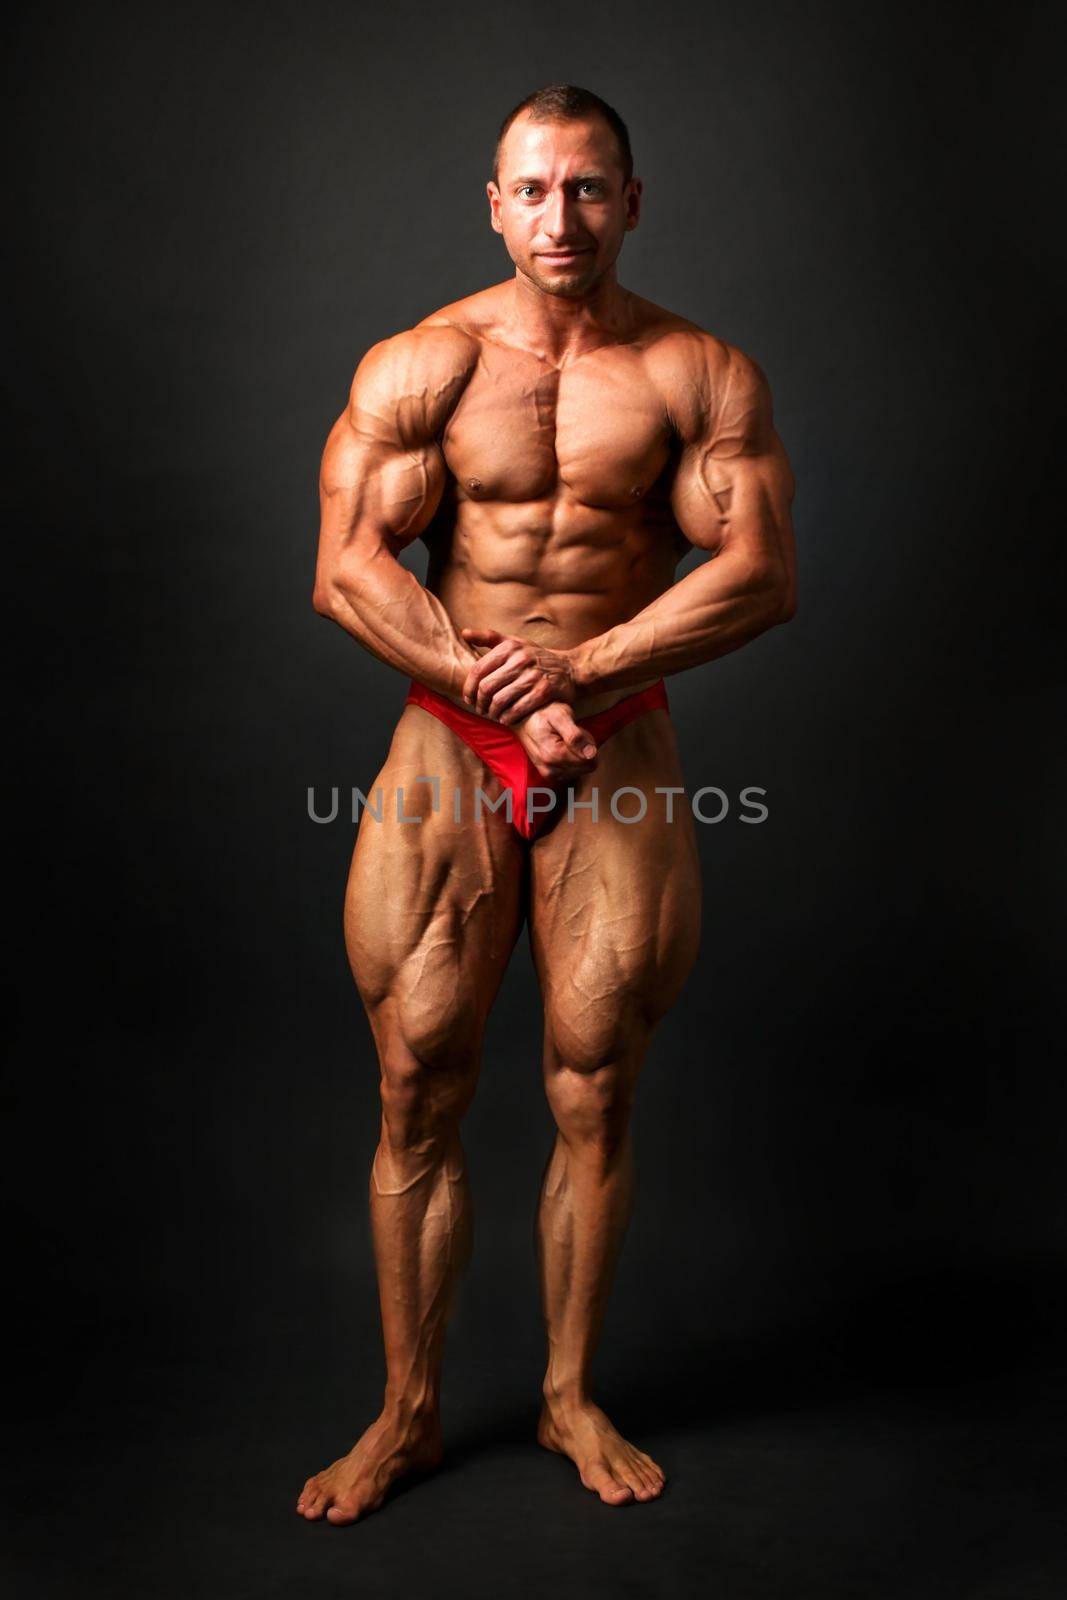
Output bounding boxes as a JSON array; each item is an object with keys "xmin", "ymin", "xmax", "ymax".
[{"xmin": 487, "ymin": 85, "xmax": 641, "ymax": 299}]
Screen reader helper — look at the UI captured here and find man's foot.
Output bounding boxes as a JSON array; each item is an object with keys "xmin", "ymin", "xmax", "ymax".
[
  {"xmin": 537, "ymin": 1396, "xmax": 666, "ymax": 1505},
  {"xmin": 296, "ymin": 1408, "xmax": 444, "ymax": 1526}
]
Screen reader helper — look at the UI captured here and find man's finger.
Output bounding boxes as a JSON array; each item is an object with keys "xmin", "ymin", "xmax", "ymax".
[
  {"xmin": 486, "ymin": 670, "xmax": 540, "ymax": 721},
  {"xmin": 546, "ymin": 706, "xmax": 598, "ymax": 761},
  {"xmin": 472, "ymin": 651, "xmax": 528, "ymax": 711},
  {"xmin": 462, "ymin": 641, "xmax": 515, "ymax": 701},
  {"xmin": 498, "ymin": 683, "xmax": 552, "ymax": 725}
]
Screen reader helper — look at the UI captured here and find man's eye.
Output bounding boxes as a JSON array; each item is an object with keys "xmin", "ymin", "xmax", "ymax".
[
  {"xmin": 518, "ymin": 186, "xmax": 539, "ymax": 198},
  {"xmin": 579, "ymin": 183, "xmax": 603, "ymax": 196}
]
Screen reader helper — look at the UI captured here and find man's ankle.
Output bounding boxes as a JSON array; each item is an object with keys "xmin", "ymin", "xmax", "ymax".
[
  {"xmin": 542, "ymin": 1376, "xmax": 592, "ymax": 1410},
  {"xmin": 383, "ymin": 1385, "xmax": 441, "ymax": 1424}
]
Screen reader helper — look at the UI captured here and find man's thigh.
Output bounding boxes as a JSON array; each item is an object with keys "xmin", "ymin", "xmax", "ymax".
[
  {"xmin": 345, "ymin": 704, "xmax": 527, "ymax": 1055},
  {"xmin": 528, "ymin": 708, "xmax": 702, "ymax": 1065}
]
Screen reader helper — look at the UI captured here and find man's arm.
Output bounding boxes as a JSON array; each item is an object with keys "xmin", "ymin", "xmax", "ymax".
[
  {"xmin": 314, "ymin": 326, "xmax": 599, "ymax": 779},
  {"xmin": 568, "ymin": 339, "xmax": 797, "ymax": 694},
  {"xmin": 461, "ymin": 338, "xmax": 796, "ymax": 720},
  {"xmin": 312, "ymin": 327, "xmax": 482, "ymax": 702}
]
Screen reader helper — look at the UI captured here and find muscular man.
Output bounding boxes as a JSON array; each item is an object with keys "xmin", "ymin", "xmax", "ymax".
[{"xmin": 298, "ymin": 84, "xmax": 796, "ymax": 1525}]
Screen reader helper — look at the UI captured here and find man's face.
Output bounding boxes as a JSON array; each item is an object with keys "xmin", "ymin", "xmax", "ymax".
[{"xmin": 487, "ymin": 114, "xmax": 641, "ymax": 298}]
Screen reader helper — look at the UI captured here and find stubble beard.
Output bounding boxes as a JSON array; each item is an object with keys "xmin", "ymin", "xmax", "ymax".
[{"xmin": 525, "ymin": 255, "xmax": 602, "ymax": 299}]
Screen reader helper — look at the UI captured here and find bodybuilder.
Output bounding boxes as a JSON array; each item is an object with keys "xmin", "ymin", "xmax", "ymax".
[{"xmin": 298, "ymin": 85, "xmax": 796, "ymax": 1524}]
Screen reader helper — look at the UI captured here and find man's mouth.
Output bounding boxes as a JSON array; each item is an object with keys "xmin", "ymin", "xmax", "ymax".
[{"xmin": 538, "ymin": 249, "xmax": 592, "ymax": 264}]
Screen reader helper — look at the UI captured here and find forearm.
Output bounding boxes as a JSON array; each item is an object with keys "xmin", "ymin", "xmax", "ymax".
[
  {"xmin": 316, "ymin": 544, "xmax": 477, "ymax": 703},
  {"xmin": 570, "ymin": 554, "xmax": 791, "ymax": 694}
]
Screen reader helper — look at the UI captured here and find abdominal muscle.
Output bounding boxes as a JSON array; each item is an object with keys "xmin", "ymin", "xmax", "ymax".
[{"xmin": 425, "ymin": 500, "xmax": 682, "ymax": 718}]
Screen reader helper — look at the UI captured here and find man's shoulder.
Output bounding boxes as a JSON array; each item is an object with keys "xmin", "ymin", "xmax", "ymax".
[
  {"xmin": 413, "ymin": 279, "xmax": 511, "ymax": 338},
  {"xmin": 347, "ymin": 312, "xmax": 483, "ymax": 442},
  {"xmin": 356, "ymin": 317, "xmax": 480, "ymax": 391},
  {"xmin": 631, "ymin": 298, "xmax": 767, "ymax": 439},
  {"xmin": 630, "ymin": 297, "xmax": 743, "ymax": 382}
]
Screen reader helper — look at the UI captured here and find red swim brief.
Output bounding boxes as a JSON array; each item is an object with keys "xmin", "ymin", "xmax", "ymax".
[{"xmin": 404, "ymin": 677, "xmax": 670, "ymax": 841}]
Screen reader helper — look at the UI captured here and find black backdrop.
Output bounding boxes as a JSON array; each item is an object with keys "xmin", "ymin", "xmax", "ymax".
[{"xmin": 7, "ymin": 2, "xmax": 1065, "ymax": 1595}]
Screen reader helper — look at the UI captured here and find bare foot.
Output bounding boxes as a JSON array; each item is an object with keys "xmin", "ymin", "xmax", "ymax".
[
  {"xmin": 296, "ymin": 1408, "xmax": 444, "ymax": 1526},
  {"xmin": 537, "ymin": 1396, "xmax": 666, "ymax": 1505}
]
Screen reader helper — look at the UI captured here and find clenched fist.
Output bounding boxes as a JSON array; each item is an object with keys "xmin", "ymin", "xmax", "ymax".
[{"xmin": 514, "ymin": 703, "xmax": 599, "ymax": 783}]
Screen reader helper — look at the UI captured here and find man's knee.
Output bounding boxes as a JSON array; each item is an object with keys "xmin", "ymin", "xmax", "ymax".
[
  {"xmin": 543, "ymin": 1010, "xmax": 647, "ymax": 1154},
  {"xmin": 371, "ymin": 988, "xmax": 482, "ymax": 1150},
  {"xmin": 545, "ymin": 991, "xmax": 657, "ymax": 1076}
]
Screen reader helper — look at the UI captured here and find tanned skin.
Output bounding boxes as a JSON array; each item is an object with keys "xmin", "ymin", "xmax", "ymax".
[{"xmin": 298, "ymin": 109, "xmax": 796, "ymax": 1524}]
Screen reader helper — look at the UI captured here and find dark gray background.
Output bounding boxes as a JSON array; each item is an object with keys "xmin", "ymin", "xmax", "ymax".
[{"xmin": 6, "ymin": 0, "xmax": 1065, "ymax": 1595}]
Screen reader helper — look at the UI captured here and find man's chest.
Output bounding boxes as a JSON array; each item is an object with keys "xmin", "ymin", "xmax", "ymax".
[{"xmin": 440, "ymin": 342, "xmax": 675, "ymax": 510}]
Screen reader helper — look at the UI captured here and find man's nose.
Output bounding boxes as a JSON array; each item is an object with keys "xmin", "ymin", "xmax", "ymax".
[{"xmin": 543, "ymin": 187, "xmax": 578, "ymax": 240}]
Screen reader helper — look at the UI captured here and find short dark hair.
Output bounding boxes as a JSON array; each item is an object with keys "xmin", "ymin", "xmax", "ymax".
[{"xmin": 493, "ymin": 84, "xmax": 633, "ymax": 188}]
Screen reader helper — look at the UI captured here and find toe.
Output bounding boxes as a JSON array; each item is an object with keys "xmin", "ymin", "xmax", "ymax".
[
  {"xmin": 581, "ymin": 1460, "xmax": 634, "ymax": 1504},
  {"xmin": 621, "ymin": 1461, "xmax": 651, "ymax": 1499},
  {"xmin": 326, "ymin": 1496, "xmax": 362, "ymax": 1526}
]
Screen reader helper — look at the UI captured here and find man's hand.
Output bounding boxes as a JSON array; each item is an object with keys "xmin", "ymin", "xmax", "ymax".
[
  {"xmin": 513, "ymin": 703, "xmax": 599, "ymax": 783},
  {"xmin": 460, "ymin": 628, "xmax": 579, "ymax": 724}
]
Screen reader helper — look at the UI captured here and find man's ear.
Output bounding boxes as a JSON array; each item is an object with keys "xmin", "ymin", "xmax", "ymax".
[{"xmin": 486, "ymin": 181, "xmax": 503, "ymax": 234}]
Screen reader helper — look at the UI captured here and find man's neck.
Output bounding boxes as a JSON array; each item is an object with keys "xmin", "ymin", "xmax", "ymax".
[{"xmin": 506, "ymin": 267, "xmax": 634, "ymax": 364}]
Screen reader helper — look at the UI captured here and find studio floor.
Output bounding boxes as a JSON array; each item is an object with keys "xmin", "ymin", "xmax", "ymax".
[{"xmin": 5, "ymin": 1338, "xmax": 1064, "ymax": 1599}]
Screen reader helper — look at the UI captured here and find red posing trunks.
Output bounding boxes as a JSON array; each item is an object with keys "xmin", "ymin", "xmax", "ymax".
[{"xmin": 404, "ymin": 677, "xmax": 670, "ymax": 841}]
